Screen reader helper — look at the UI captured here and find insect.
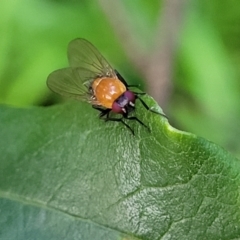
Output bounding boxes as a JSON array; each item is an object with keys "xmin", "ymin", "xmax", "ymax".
[{"xmin": 47, "ymin": 38, "xmax": 166, "ymax": 134}]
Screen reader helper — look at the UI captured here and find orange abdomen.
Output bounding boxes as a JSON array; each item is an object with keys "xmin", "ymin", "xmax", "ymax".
[{"xmin": 92, "ymin": 78, "xmax": 126, "ymax": 109}]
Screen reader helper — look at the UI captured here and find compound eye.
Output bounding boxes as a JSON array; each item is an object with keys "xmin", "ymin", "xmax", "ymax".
[
  {"xmin": 124, "ymin": 91, "xmax": 135, "ymax": 103},
  {"xmin": 112, "ymin": 101, "xmax": 123, "ymax": 113}
]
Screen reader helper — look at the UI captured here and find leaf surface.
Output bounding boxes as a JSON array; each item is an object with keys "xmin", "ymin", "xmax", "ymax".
[{"xmin": 0, "ymin": 97, "xmax": 240, "ymax": 240}]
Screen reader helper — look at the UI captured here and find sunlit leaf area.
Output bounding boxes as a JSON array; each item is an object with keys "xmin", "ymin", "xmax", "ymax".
[{"xmin": 1, "ymin": 0, "xmax": 240, "ymax": 239}]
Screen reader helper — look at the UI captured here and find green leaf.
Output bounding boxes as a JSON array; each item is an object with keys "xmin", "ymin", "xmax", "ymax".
[{"xmin": 0, "ymin": 97, "xmax": 240, "ymax": 240}]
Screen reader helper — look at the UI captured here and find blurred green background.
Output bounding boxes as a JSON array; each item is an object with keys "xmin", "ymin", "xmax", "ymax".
[{"xmin": 1, "ymin": 0, "xmax": 240, "ymax": 157}]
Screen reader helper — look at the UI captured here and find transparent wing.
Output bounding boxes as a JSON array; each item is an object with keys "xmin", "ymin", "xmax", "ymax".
[
  {"xmin": 47, "ymin": 67, "xmax": 98, "ymax": 103},
  {"xmin": 47, "ymin": 38, "xmax": 117, "ymax": 103},
  {"xmin": 67, "ymin": 38, "xmax": 116, "ymax": 79}
]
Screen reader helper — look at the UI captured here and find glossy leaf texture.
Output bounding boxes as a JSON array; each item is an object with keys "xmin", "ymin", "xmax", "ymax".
[{"xmin": 0, "ymin": 96, "xmax": 240, "ymax": 240}]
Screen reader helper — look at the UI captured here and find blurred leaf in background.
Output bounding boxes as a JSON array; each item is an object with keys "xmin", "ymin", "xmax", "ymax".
[
  {"xmin": 171, "ymin": 1, "xmax": 240, "ymax": 157},
  {"xmin": 0, "ymin": 0, "xmax": 240, "ymax": 157}
]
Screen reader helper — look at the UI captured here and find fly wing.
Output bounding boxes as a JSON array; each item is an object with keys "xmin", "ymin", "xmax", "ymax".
[
  {"xmin": 47, "ymin": 38, "xmax": 116, "ymax": 104},
  {"xmin": 47, "ymin": 67, "xmax": 98, "ymax": 104},
  {"xmin": 67, "ymin": 38, "xmax": 116, "ymax": 80}
]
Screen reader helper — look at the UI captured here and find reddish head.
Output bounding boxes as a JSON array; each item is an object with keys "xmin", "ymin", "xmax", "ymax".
[{"xmin": 112, "ymin": 90, "xmax": 136, "ymax": 114}]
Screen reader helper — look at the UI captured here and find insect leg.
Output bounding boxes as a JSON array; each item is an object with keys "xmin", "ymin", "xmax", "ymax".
[
  {"xmin": 125, "ymin": 116, "xmax": 150, "ymax": 132},
  {"xmin": 136, "ymin": 96, "xmax": 168, "ymax": 118},
  {"xmin": 115, "ymin": 70, "xmax": 142, "ymax": 88},
  {"xmin": 92, "ymin": 105, "xmax": 104, "ymax": 112},
  {"xmin": 105, "ymin": 116, "xmax": 135, "ymax": 135},
  {"xmin": 114, "ymin": 70, "xmax": 129, "ymax": 86},
  {"xmin": 132, "ymin": 92, "xmax": 146, "ymax": 95},
  {"xmin": 92, "ymin": 106, "xmax": 111, "ymax": 118}
]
